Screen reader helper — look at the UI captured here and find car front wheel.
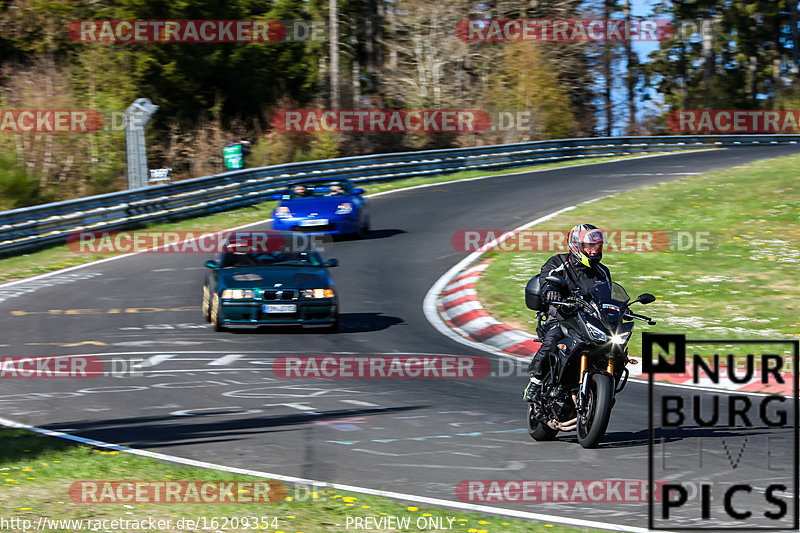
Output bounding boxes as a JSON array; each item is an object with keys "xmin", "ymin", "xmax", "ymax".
[
  {"xmin": 210, "ymin": 294, "xmax": 225, "ymax": 332},
  {"xmin": 356, "ymin": 217, "xmax": 369, "ymax": 239},
  {"xmin": 201, "ymin": 285, "xmax": 212, "ymax": 322}
]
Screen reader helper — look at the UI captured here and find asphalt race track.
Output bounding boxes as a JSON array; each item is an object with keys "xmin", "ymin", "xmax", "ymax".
[{"xmin": 1, "ymin": 147, "xmax": 797, "ymax": 530}]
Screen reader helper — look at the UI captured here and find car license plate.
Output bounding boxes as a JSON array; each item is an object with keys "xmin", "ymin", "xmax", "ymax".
[
  {"xmin": 262, "ymin": 304, "xmax": 296, "ymax": 313},
  {"xmin": 300, "ymin": 219, "xmax": 328, "ymax": 227}
]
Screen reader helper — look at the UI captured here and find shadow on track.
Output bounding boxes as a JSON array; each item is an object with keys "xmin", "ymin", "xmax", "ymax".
[
  {"xmin": 330, "ymin": 229, "xmax": 406, "ymax": 242},
  {"xmin": 222, "ymin": 312, "xmax": 405, "ymax": 335},
  {"xmin": 41, "ymin": 406, "xmax": 426, "ymax": 449},
  {"xmin": 337, "ymin": 312, "xmax": 405, "ymax": 333},
  {"xmin": 358, "ymin": 229, "xmax": 406, "ymax": 240},
  {"xmin": 544, "ymin": 425, "xmax": 779, "ymax": 449}
]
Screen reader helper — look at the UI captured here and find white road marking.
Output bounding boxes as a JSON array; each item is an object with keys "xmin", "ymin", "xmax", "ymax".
[
  {"xmin": 208, "ymin": 353, "xmax": 246, "ymax": 366},
  {"xmin": 0, "ymin": 415, "xmax": 659, "ymax": 533},
  {"xmin": 339, "ymin": 399, "xmax": 379, "ymax": 407},
  {"xmin": 132, "ymin": 353, "xmax": 176, "ymax": 368},
  {"xmin": 263, "ymin": 402, "xmax": 316, "ymax": 411},
  {"xmin": 142, "ymin": 368, "xmax": 265, "ymax": 373}
]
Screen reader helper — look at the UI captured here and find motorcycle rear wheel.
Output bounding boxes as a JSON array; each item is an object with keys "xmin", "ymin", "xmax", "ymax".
[
  {"xmin": 576, "ymin": 373, "xmax": 613, "ymax": 448},
  {"xmin": 526, "ymin": 403, "xmax": 558, "ymax": 441}
]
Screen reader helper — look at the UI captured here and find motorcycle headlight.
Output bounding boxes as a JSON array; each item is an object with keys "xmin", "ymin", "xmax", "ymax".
[
  {"xmin": 301, "ymin": 288, "xmax": 335, "ymax": 299},
  {"xmin": 586, "ymin": 323, "xmax": 608, "ymax": 342},
  {"xmin": 335, "ymin": 203, "xmax": 353, "ymax": 215},
  {"xmin": 611, "ymin": 331, "xmax": 631, "ymax": 345},
  {"xmin": 275, "ymin": 206, "xmax": 292, "ymax": 219}
]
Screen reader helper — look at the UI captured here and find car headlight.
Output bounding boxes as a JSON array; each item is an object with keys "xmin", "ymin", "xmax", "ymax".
[
  {"xmin": 335, "ymin": 203, "xmax": 353, "ymax": 215},
  {"xmin": 586, "ymin": 323, "xmax": 608, "ymax": 342},
  {"xmin": 301, "ymin": 288, "xmax": 335, "ymax": 299},
  {"xmin": 611, "ymin": 331, "xmax": 631, "ymax": 345},
  {"xmin": 275, "ymin": 206, "xmax": 292, "ymax": 219},
  {"xmin": 221, "ymin": 289, "xmax": 255, "ymax": 299}
]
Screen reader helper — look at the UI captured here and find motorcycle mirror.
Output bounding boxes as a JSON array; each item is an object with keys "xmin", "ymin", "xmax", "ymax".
[
  {"xmin": 635, "ymin": 293, "xmax": 656, "ymax": 305},
  {"xmin": 545, "ymin": 275, "xmax": 568, "ymax": 286}
]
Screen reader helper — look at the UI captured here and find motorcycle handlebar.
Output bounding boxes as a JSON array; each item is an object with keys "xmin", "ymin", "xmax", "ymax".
[
  {"xmin": 625, "ymin": 311, "xmax": 656, "ymax": 325},
  {"xmin": 548, "ymin": 299, "xmax": 657, "ymax": 325},
  {"xmin": 546, "ymin": 299, "xmax": 580, "ymax": 309}
]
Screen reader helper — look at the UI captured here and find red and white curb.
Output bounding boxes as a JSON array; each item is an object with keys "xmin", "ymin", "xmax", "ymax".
[
  {"xmin": 437, "ymin": 259, "xmax": 542, "ymax": 359},
  {"xmin": 435, "ymin": 258, "xmax": 794, "ymax": 396}
]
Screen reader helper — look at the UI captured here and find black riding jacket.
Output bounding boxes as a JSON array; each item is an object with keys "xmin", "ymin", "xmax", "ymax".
[{"xmin": 538, "ymin": 253, "xmax": 612, "ymax": 324}]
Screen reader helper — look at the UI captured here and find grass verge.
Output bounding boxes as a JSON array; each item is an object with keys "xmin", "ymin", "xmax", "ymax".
[
  {"xmin": 0, "ymin": 151, "xmax": 687, "ymax": 283},
  {"xmin": 0, "ymin": 428, "xmax": 591, "ymax": 533},
  {"xmin": 475, "ymin": 153, "xmax": 800, "ymax": 361}
]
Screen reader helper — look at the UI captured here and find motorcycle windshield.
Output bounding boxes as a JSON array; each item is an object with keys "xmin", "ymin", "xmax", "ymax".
[{"xmin": 589, "ymin": 282, "xmax": 629, "ymax": 324}]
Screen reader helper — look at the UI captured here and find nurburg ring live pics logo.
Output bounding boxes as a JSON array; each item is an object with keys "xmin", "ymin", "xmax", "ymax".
[{"xmin": 643, "ymin": 332, "xmax": 799, "ymax": 530}]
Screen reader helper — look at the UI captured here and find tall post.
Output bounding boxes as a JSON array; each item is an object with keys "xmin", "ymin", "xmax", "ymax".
[
  {"xmin": 125, "ymin": 98, "xmax": 159, "ymax": 190},
  {"xmin": 329, "ymin": 0, "xmax": 340, "ymax": 109}
]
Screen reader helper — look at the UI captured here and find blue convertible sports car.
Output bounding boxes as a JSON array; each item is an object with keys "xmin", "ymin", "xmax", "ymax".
[{"xmin": 270, "ymin": 178, "xmax": 370, "ymax": 238}]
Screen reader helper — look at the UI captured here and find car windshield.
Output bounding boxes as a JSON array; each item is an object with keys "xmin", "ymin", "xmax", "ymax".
[
  {"xmin": 221, "ymin": 250, "xmax": 323, "ymax": 268},
  {"xmin": 286, "ymin": 181, "xmax": 349, "ymax": 198}
]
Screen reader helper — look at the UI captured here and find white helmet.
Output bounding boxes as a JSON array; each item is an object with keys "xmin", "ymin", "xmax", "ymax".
[{"xmin": 568, "ymin": 223, "xmax": 605, "ymax": 267}]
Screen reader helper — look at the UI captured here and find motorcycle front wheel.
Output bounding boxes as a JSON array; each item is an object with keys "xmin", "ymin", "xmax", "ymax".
[
  {"xmin": 576, "ymin": 373, "xmax": 613, "ymax": 448},
  {"xmin": 526, "ymin": 403, "xmax": 558, "ymax": 441}
]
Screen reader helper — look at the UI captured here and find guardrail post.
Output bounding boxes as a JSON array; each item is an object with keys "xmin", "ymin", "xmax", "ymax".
[{"xmin": 125, "ymin": 98, "xmax": 159, "ymax": 190}]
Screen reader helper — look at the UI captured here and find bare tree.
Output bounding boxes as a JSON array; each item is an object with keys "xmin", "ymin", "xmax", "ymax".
[
  {"xmin": 602, "ymin": 0, "xmax": 615, "ymax": 136},
  {"xmin": 623, "ymin": 0, "xmax": 637, "ymax": 134},
  {"xmin": 791, "ymin": 0, "xmax": 800, "ymax": 74}
]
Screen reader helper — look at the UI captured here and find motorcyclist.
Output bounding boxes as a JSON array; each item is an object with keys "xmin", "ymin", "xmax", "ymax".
[{"xmin": 522, "ymin": 224, "xmax": 612, "ymax": 413}]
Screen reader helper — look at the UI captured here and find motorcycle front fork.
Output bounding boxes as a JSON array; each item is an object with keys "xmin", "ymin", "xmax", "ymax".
[{"xmin": 576, "ymin": 354, "xmax": 614, "ymax": 414}]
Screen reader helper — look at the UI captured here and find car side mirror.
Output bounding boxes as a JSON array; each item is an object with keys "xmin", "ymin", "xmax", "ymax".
[
  {"xmin": 271, "ymin": 193, "xmax": 282, "ymax": 200},
  {"xmin": 353, "ymin": 188, "xmax": 365, "ymax": 195},
  {"xmin": 204, "ymin": 260, "xmax": 219, "ymax": 269},
  {"xmin": 325, "ymin": 258, "xmax": 339, "ymax": 268},
  {"xmin": 545, "ymin": 275, "xmax": 568, "ymax": 286},
  {"xmin": 635, "ymin": 293, "xmax": 656, "ymax": 305}
]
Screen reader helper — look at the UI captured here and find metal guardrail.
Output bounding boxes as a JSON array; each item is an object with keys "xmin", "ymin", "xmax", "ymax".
[{"xmin": 1, "ymin": 134, "xmax": 799, "ymax": 256}]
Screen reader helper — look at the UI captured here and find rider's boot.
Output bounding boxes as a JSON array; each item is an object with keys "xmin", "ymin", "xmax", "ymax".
[
  {"xmin": 523, "ymin": 374, "xmax": 546, "ymax": 420},
  {"xmin": 522, "ymin": 375, "xmax": 541, "ymax": 400}
]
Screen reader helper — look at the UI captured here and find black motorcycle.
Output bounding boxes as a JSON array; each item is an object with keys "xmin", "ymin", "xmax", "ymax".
[{"xmin": 524, "ymin": 274, "xmax": 656, "ymax": 448}]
